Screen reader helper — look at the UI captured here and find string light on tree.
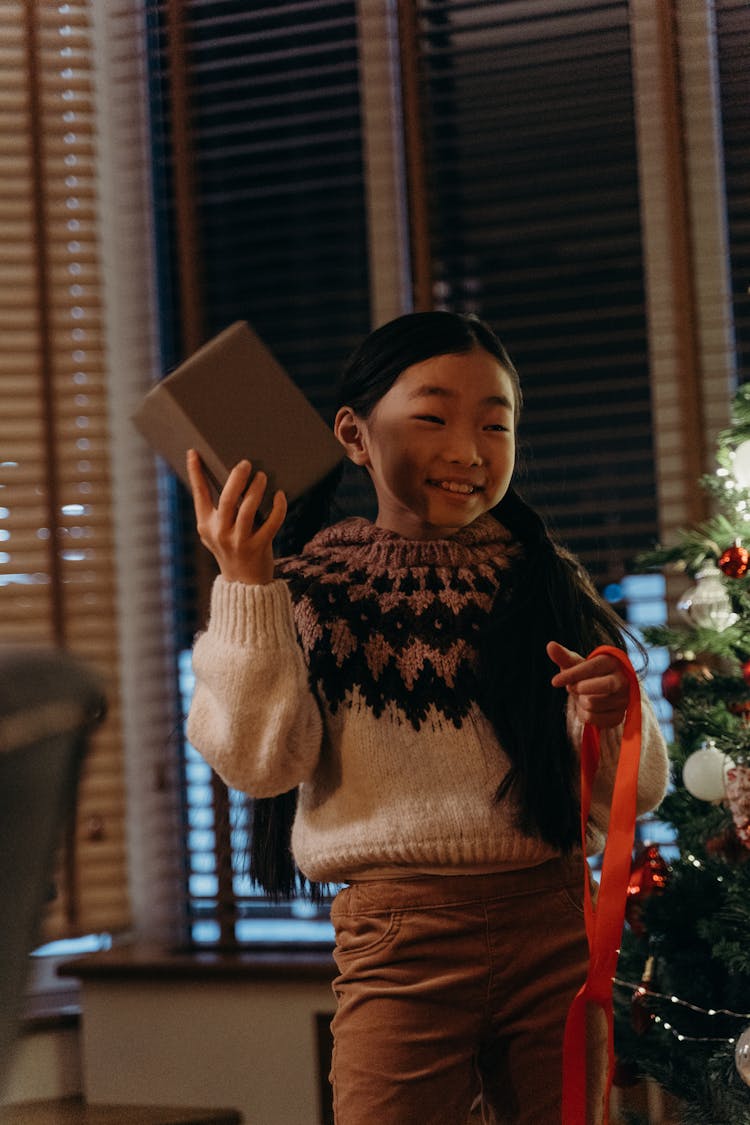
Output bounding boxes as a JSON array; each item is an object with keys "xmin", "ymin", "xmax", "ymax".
[{"xmin": 614, "ymin": 979, "xmax": 750, "ymax": 1053}]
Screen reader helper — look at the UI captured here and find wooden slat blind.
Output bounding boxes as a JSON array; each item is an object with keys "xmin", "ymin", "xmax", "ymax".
[
  {"xmin": 148, "ymin": 0, "xmax": 373, "ymax": 411},
  {"xmin": 146, "ymin": 0, "xmax": 376, "ymax": 946},
  {"xmin": 411, "ymin": 0, "xmax": 658, "ymax": 584},
  {"xmin": 716, "ymin": 0, "xmax": 750, "ymax": 386},
  {"xmin": 0, "ymin": 0, "xmax": 129, "ymax": 937}
]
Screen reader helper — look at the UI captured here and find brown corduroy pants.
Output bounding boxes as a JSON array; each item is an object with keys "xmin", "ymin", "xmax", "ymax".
[{"xmin": 329, "ymin": 855, "xmax": 608, "ymax": 1125}]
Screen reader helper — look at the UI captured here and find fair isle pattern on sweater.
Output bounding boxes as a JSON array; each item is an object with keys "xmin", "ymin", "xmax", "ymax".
[
  {"xmin": 188, "ymin": 518, "xmax": 670, "ymax": 879},
  {"xmin": 274, "ymin": 515, "xmax": 521, "ymax": 731}
]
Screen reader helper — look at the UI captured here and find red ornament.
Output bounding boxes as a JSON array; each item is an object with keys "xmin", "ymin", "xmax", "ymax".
[
  {"xmin": 742, "ymin": 659, "xmax": 750, "ymax": 686},
  {"xmin": 661, "ymin": 658, "xmax": 712, "ymax": 707},
  {"xmin": 625, "ymin": 844, "xmax": 669, "ymax": 937},
  {"xmin": 719, "ymin": 542, "xmax": 750, "ymax": 579}
]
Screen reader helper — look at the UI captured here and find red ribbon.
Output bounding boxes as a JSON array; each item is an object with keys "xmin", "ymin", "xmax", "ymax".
[{"xmin": 561, "ymin": 645, "xmax": 643, "ymax": 1125}]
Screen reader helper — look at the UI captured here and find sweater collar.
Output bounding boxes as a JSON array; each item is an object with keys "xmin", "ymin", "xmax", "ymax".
[{"xmin": 303, "ymin": 514, "xmax": 519, "ymax": 569}]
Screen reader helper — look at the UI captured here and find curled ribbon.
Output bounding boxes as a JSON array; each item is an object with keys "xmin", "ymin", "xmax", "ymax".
[{"xmin": 561, "ymin": 645, "xmax": 642, "ymax": 1125}]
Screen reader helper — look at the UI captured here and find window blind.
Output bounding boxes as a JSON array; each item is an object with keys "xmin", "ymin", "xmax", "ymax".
[
  {"xmin": 716, "ymin": 0, "xmax": 750, "ymax": 386},
  {"xmin": 148, "ymin": 0, "xmax": 373, "ymax": 404},
  {"xmin": 411, "ymin": 0, "xmax": 658, "ymax": 585},
  {"xmin": 0, "ymin": 0, "xmax": 129, "ymax": 938},
  {"xmin": 145, "ymin": 0, "xmax": 376, "ymax": 946}
]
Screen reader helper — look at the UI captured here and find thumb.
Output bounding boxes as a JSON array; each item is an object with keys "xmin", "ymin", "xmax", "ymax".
[{"xmin": 546, "ymin": 640, "xmax": 582, "ymax": 672}]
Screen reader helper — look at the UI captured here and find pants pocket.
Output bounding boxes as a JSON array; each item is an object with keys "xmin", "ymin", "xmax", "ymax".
[
  {"xmin": 332, "ymin": 907, "xmax": 401, "ymax": 959},
  {"xmin": 556, "ymin": 866, "xmax": 597, "ymax": 917}
]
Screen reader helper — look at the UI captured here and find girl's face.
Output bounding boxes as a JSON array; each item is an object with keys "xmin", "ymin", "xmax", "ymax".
[{"xmin": 337, "ymin": 347, "xmax": 517, "ymax": 539}]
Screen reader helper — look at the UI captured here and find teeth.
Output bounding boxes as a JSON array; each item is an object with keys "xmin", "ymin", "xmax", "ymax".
[{"xmin": 436, "ymin": 480, "xmax": 475, "ymax": 494}]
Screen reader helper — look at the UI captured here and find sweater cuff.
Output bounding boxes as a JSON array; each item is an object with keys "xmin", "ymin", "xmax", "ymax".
[{"xmin": 207, "ymin": 576, "xmax": 297, "ymax": 648}]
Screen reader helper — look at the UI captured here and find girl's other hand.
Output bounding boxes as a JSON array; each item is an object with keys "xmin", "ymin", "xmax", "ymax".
[
  {"xmin": 186, "ymin": 449, "xmax": 287, "ymax": 585},
  {"xmin": 547, "ymin": 640, "xmax": 630, "ymax": 729}
]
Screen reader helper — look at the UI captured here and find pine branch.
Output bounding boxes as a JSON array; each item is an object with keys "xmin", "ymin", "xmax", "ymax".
[
  {"xmin": 635, "ymin": 514, "xmax": 750, "ymax": 575},
  {"xmin": 642, "ymin": 623, "xmax": 746, "ymax": 663}
]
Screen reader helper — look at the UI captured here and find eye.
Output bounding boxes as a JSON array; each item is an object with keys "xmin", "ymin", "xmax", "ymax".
[
  {"xmin": 484, "ymin": 423, "xmax": 510, "ymax": 433},
  {"xmin": 414, "ymin": 414, "xmax": 445, "ymax": 425}
]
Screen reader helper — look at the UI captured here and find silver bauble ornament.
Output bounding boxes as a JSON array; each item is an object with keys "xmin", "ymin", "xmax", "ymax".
[
  {"xmin": 735, "ymin": 1025, "xmax": 750, "ymax": 1087},
  {"xmin": 677, "ymin": 562, "xmax": 738, "ymax": 631}
]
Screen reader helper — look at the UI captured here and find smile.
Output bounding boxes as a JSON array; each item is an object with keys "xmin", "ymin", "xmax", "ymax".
[{"xmin": 428, "ymin": 480, "xmax": 481, "ymax": 495}]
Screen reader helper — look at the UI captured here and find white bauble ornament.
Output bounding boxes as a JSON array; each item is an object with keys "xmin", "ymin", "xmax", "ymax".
[
  {"xmin": 677, "ymin": 562, "xmax": 739, "ymax": 631},
  {"xmin": 682, "ymin": 741, "xmax": 730, "ymax": 802},
  {"xmin": 736, "ymin": 1025, "xmax": 750, "ymax": 1087},
  {"xmin": 733, "ymin": 441, "xmax": 750, "ymax": 489}
]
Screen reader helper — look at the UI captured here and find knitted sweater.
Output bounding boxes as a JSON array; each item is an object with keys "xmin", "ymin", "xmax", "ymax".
[{"xmin": 187, "ymin": 515, "xmax": 669, "ymax": 883}]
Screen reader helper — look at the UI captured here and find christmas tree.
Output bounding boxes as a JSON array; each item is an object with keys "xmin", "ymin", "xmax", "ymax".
[{"xmin": 613, "ymin": 384, "xmax": 750, "ymax": 1124}]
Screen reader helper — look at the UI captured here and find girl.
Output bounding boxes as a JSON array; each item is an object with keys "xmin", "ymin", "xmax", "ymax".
[{"xmin": 186, "ymin": 311, "xmax": 668, "ymax": 1125}]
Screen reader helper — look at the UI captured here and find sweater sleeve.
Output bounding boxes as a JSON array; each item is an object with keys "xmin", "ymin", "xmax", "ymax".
[
  {"xmin": 567, "ymin": 684, "xmax": 670, "ymax": 854},
  {"xmin": 186, "ymin": 576, "xmax": 323, "ymax": 798}
]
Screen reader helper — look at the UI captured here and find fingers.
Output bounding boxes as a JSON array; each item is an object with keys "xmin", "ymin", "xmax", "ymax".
[
  {"xmin": 548, "ymin": 640, "xmax": 630, "ymax": 729},
  {"xmin": 262, "ymin": 488, "xmax": 288, "ymax": 540},
  {"xmin": 234, "ymin": 468, "xmax": 269, "ymax": 534},
  {"xmin": 546, "ymin": 640, "xmax": 582, "ymax": 675},
  {"xmin": 186, "ymin": 451, "xmax": 287, "ymax": 583},
  {"xmin": 217, "ymin": 459, "xmax": 254, "ymax": 522},
  {"xmin": 550, "ymin": 648, "xmax": 622, "ymax": 691},
  {"xmin": 189, "ymin": 454, "xmax": 277, "ymax": 532},
  {"xmin": 235, "ymin": 475, "xmax": 287, "ymax": 541},
  {"xmin": 577, "ymin": 704, "xmax": 627, "ymax": 727},
  {"xmin": 186, "ymin": 448, "xmax": 214, "ymax": 521}
]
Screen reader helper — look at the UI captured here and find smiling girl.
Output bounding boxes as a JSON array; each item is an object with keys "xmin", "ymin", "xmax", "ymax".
[{"xmin": 186, "ymin": 311, "xmax": 668, "ymax": 1125}]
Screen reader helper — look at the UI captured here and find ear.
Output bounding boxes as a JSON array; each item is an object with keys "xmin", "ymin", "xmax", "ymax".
[{"xmin": 334, "ymin": 406, "xmax": 371, "ymax": 467}]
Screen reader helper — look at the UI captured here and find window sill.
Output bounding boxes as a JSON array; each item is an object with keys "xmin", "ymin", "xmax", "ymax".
[
  {"xmin": 19, "ymin": 988, "xmax": 81, "ymax": 1033},
  {"xmin": 21, "ymin": 950, "xmax": 83, "ymax": 1030},
  {"xmin": 57, "ymin": 942, "xmax": 336, "ymax": 984}
]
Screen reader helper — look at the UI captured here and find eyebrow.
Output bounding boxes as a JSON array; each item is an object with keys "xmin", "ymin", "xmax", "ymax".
[{"xmin": 408, "ymin": 384, "xmax": 514, "ymax": 410}]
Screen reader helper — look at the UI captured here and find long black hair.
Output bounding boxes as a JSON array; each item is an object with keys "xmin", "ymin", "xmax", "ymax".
[{"xmin": 250, "ymin": 311, "xmax": 641, "ymax": 896}]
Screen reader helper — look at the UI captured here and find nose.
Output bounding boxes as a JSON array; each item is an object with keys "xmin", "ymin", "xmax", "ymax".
[{"xmin": 444, "ymin": 426, "xmax": 482, "ymax": 467}]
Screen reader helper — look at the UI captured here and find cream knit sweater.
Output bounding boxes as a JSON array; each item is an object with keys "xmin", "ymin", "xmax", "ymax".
[{"xmin": 187, "ymin": 515, "xmax": 669, "ymax": 884}]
